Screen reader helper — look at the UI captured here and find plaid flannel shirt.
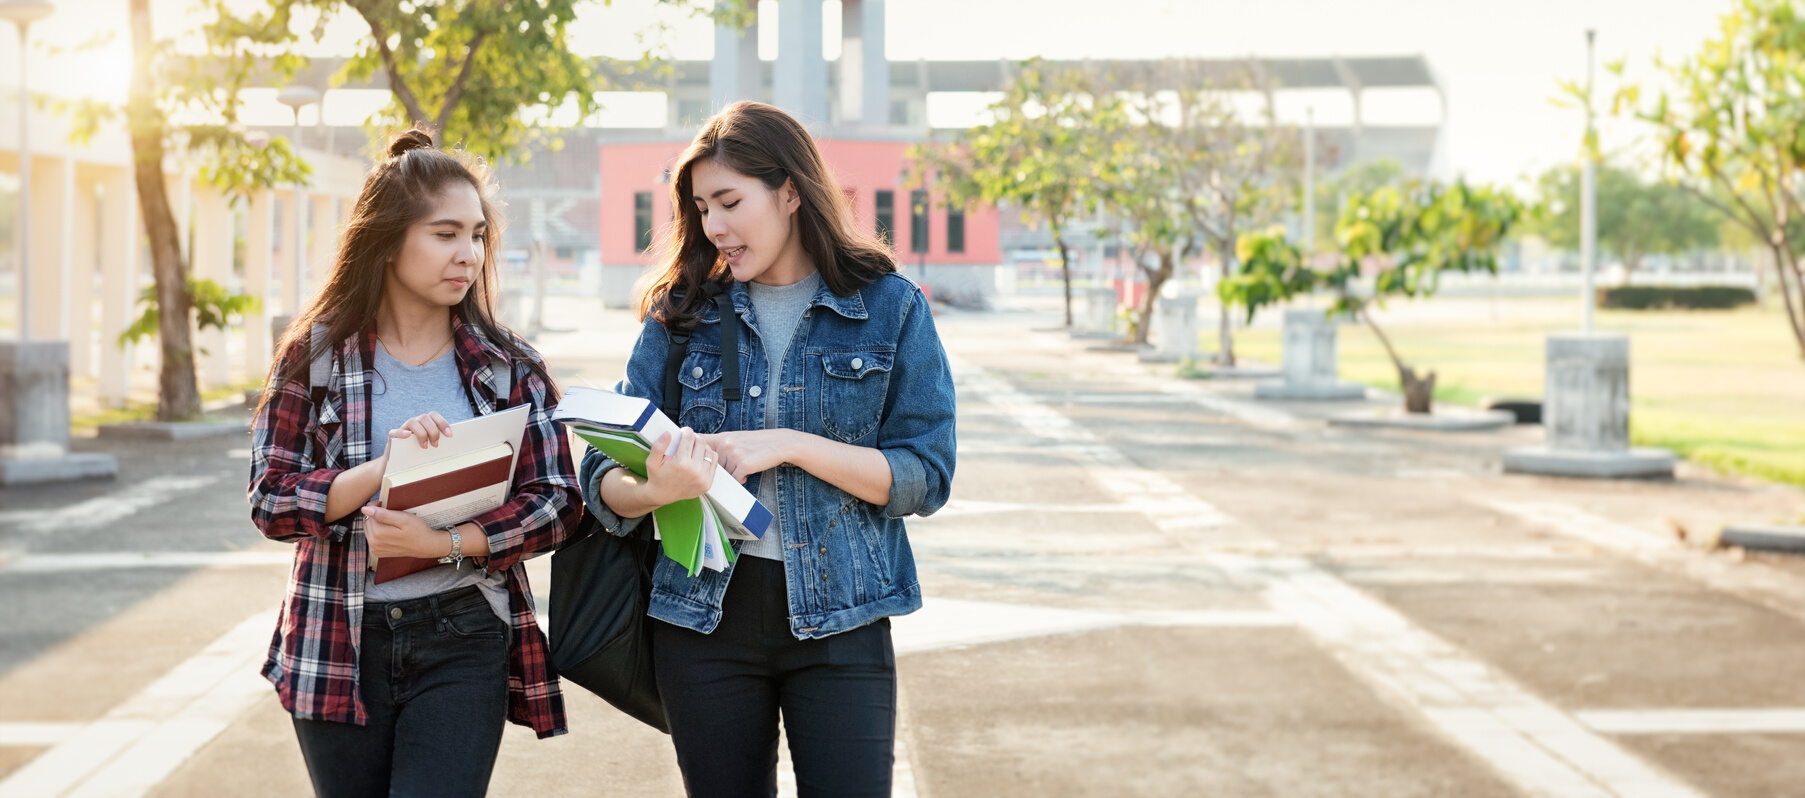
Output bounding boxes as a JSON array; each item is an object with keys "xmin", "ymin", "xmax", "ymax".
[{"xmin": 248, "ymin": 318, "xmax": 581, "ymax": 739}]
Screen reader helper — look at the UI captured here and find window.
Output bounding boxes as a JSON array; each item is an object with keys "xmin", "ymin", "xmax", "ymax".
[
  {"xmin": 874, "ymin": 190, "xmax": 894, "ymax": 246},
  {"xmin": 677, "ymin": 100, "xmax": 709, "ymax": 126},
  {"xmin": 634, "ymin": 192, "xmax": 654, "ymax": 253},
  {"xmin": 555, "ymin": 246, "xmax": 572, "ymax": 259},
  {"xmin": 946, "ymin": 206, "xmax": 965, "ymax": 254},
  {"xmin": 909, "ymin": 190, "xmax": 929, "ymax": 254}
]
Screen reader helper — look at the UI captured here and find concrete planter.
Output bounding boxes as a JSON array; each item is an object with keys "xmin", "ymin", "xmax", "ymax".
[
  {"xmin": 1254, "ymin": 310, "xmax": 1366, "ymax": 401},
  {"xmin": 1502, "ymin": 334, "xmax": 1675, "ymax": 478}
]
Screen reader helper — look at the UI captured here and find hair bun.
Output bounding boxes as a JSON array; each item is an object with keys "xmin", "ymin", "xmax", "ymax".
[{"xmin": 387, "ymin": 129, "xmax": 435, "ymax": 158}]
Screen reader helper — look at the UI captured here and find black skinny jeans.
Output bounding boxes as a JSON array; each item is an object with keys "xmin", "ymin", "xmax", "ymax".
[
  {"xmin": 291, "ymin": 585, "xmax": 511, "ymax": 798},
  {"xmin": 653, "ymin": 556, "xmax": 898, "ymax": 798}
]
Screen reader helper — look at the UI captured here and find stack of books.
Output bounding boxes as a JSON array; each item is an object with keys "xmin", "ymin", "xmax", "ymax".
[
  {"xmin": 554, "ymin": 387, "xmax": 773, "ymax": 576},
  {"xmin": 375, "ymin": 405, "xmax": 531, "ymax": 583}
]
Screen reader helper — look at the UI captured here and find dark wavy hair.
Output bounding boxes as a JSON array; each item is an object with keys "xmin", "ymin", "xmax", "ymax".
[
  {"xmin": 636, "ymin": 101, "xmax": 897, "ymax": 327},
  {"xmin": 260, "ymin": 128, "xmax": 554, "ymax": 413}
]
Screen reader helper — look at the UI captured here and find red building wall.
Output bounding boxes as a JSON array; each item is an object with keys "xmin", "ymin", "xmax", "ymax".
[{"xmin": 598, "ymin": 138, "xmax": 1000, "ymax": 269}]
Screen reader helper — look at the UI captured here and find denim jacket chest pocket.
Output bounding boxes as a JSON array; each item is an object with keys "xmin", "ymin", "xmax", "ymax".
[
  {"xmin": 676, "ymin": 350, "xmax": 727, "ymax": 433},
  {"xmin": 815, "ymin": 350, "xmax": 894, "ymax": 443}
]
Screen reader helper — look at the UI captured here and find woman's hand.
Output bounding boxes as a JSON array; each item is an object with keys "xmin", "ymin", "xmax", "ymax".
[
  {"xmin": 642, "ymin": 428, "xmax": 718, "ymax": 505},
  {"xmin": 390, "ymin": 411, "xmax": 454, "ymax": 451},
  {"xmin": 360, "ymin": 504, "xmax": 447, "ymax": 559},
  {"xmin": 698, "ymin": 430, "xmax": 798, "ymax": 483}
]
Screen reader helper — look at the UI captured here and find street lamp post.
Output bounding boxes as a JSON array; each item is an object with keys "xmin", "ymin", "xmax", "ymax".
[
  {"xmin": 276, "ymin": 86, "xmax": 319, "ymax": 316},
  {"xmin": 1, "ymin": 0, "xmax": 54, "ymax": 341},
  {"xmin": 1581, "ymin": 28, "xmax": 1597, "ymax": 334}
]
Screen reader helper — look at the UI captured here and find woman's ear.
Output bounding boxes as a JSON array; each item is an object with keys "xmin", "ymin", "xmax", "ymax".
[{"xmin": 782, "ymin": 178, "xmax": 802, "ymax": 215}]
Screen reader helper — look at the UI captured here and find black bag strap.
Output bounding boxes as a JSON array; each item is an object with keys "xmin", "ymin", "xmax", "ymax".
[
  {"xmin": 660, "ymin": 282, "xmax": 742, "ymax": 422},
  {"xmin": 309, "ymin": 324, "xmax": 332, "ymax": 407}
]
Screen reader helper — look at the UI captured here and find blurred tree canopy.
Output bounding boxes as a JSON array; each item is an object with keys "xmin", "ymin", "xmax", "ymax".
[
  {"xmin": 1522, "ymin": 162, "xmax": 1718, "ymax": 278},
  {"xmin": 1612, "ymin": 0, "xmax": 1805, "ymax": 358}
]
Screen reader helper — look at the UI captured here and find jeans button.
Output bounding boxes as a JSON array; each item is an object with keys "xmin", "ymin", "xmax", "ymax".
[
  {"xmin": 748, "ymin": 385, "xmax": 762, "ymax": 398},
  {"xmin": 388, "ymin": 607, "xmax": 402, "ymax": 620}
]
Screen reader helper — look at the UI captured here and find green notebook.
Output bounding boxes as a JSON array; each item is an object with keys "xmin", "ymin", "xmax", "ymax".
[{"xmin": 572, "ymin": 424, "xmax": 732, "ymax": 576}]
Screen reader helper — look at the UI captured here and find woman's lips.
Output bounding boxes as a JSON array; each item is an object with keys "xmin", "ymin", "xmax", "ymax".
[
  {"xmin": 446, "ymin": 278, "xmax": 470, "ymax": 288},
  {"xmin": 722, "ymin": 246, "xmax": 746, "ymax": 264}
]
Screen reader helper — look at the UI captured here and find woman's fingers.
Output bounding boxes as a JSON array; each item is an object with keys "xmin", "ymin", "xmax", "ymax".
[{"xmin": 428, "ymin": 412, "xmax": 453, "ymax": 437}]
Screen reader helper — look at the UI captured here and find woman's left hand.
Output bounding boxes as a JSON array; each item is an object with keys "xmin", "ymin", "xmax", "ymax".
[
  {"xmin": 699, "ymin": 430, "xmax": 800, "ymax": 483},
  {"xmin": 361, "ymin": 503, "xmax": 446, "ymax": 559}
]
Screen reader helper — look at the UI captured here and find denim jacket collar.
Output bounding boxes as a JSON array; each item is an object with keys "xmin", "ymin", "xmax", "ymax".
[{"xmin": 695, "ymin": 277, "xmax": 869, "ymax": 325}]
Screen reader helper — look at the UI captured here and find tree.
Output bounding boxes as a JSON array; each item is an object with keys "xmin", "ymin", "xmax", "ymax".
[
  {"xmin": 1614, "ymin": 0, "xmax": 1805, "ymax": 357},
  {"xmin": 1095, "ymin": 85, "xmax": 1197, "ymax": 345},
  {"xmin": 911, "ymin": 59, "xmax": 1123, "ymax": 327},
  {"xmin": 1154, "ymin": 61, "xmax": 1296, "ymax": 366},
  {"xmin": 113, "ymin": 0, "xmax": 310, "ymax": 420},
  {"xmin": 1524, "ymin": 162, "xmax": 1718, "ymax": 279},
  {"xmin": 1218, "ymin": 225, "xmax": 1315, "ymax": 326},
  {"xmin": 1327, "ymin": 180, "xmax": 1521, "ymax": 413}
]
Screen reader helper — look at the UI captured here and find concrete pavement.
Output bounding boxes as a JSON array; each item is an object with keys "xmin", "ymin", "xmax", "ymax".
[{"xmin": 2, "ymin": 296, "xmax": 1803, "ymax": 797}]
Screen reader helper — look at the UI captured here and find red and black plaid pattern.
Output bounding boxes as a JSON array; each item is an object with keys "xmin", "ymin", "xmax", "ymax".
[{"xmin": 249, "ymin": 318, "xmax": 581, "ymax": 739}]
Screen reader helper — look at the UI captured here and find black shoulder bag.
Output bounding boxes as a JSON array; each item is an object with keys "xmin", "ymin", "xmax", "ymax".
[{"xmin": 547, "ymin": 283, "xmax": 741, "ymax": 734}]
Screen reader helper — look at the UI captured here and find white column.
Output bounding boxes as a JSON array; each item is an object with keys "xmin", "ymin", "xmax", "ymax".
[
  {"xmin": 711, "ymin": 1, "xmax": 760, "ymax": 111},
  {"xmin": 275, "ymin": 194, "xmax": 298, "ymax": 316},
  {"xmin": 26, "ymin": 154, "xmax": 67, "ymax": 341},
  {"xmin": 191, "ymin": 185, "xmax": 233, "ymax": 389},
  {"xmin": 308, "ymin": 195, "xmax": 338, "ymax": 305},
  {"xmin": 774, "ymin": 0, "xmax": 826, "ymax": 125},
  {"xmin": 860, "ymin": 0, "xmax": 886, "ymax": 127},
  {"xmin": 97, "ymin": 168, "xmax": 137, "ymax": 407},
  {"xmin": 840, "ymin": 0, "xmax": 863, "ymax": 124},
  {"xmin": 243, "ymin": 190, "xmax": 273, "ymax": 380},
  {"xmin": 65, "ymin": 166, "xmax": 98, "ymax": 379}
]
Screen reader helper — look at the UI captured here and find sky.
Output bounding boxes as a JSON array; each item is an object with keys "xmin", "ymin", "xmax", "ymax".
[{"xmin": 1, "ymin": 0, "xmax": 1735, "ymax": 185}]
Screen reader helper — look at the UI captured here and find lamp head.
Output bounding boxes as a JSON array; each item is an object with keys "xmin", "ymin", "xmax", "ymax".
[{"xmin": 275, "ymin": 85, "xmax": 321, "ymax": 110}]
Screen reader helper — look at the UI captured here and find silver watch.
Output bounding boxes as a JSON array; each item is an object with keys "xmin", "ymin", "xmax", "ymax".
[{"xmin": 437, "ymin": 526, "xmax": 463, "ymax": 567}]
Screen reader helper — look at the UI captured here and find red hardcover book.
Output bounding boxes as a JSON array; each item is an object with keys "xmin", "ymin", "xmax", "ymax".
[{"xmin": 373, "ymin": 443, "xmax": 514, "ymax": 584}]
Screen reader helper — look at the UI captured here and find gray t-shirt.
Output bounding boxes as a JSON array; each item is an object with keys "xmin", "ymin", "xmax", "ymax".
[
  {"xmin": 365, "ymin": 341, "xmax": 510, "ymax": 623},
  {"xmin": 740, "ymin": 272, "xmax": 821, "ymax": 560}
]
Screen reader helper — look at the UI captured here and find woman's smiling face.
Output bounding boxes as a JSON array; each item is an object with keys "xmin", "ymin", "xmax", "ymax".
[{"xmin": 690, "ymin": 157, "xmax": 807, "ymax": 285}]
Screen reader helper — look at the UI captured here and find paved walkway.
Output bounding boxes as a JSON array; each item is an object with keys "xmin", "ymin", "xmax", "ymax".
[{"xmin": 2, "ymin": 297, "xmax": 1803, "ymax": 796}]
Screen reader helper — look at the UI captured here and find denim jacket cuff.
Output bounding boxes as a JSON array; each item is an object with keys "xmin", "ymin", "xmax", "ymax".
[
  {"xmin": 583, "ymin": 458, "xmax": 647, "ymax": 537},
  {"xmin": 879, "ymin": 448, "xmax": 928, "ymax": 518}
]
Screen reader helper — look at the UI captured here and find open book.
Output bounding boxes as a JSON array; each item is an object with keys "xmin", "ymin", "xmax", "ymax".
[
  {"xmin": 553, "ymin": 386, "xmax": 773, "ymax": 576},
  {"xmin": 373, "ymin": 405, "xmax": 530, "ymax": 584}
]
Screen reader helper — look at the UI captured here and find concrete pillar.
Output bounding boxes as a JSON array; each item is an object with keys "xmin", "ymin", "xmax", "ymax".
[
  {"xmin": 243, "ymin": 190, "xmax": 274, "ymax": 381},
  {"xmin": 1083, "ymin": 286, "xmax": 1115, "ymax": 333},
  {"xmin": 0, "ymin": 341, "xmax": 117, "ymax": 484},
  {"xmin": 275, "ymin": 194, "xmax": 300, "ymax": 316},
  {"xmin": 26, "ymin": 154, "xmax": 68, "ymax": 341},
  {"xmin": 774, "ymin": 0, "xmax": 826, "ymax": 125},
  {"xmin": 1502, "ymin": 334, "xmax": 1674, "ymax": 477},
  {"xmin": 66, "ymin": 169, "xmax": 98, "ymax": 379},
  {"xmin": 1152, "ymin": 295, "xmax": 1199, "ymax": 361},
  {"xmin": 308, "ymin": 195, "xmax": 338, "ymax": 304},
  {"xmin": 191, "ymin": 186, "xmax": 233, "ymax": 389},
  {"xmin": 711, "ymin": 1, "xmax": 761, "ymax": 111},
  {"xmin": 97, "ymin": 169, "xmax": 138, "ymax": 407},
  {"xmin": 1254, "ymin": 310, "xmax": 1365, "ymax": 400},
  {"xmin": 854, "ymin": 0, "xmax": 887, "ymax": 127}
]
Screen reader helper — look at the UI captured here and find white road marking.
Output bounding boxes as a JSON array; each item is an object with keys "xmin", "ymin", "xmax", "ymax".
[
  {"xmin": 0, "ymin": 611, "xmax": 276, "ymax": 798},
  {"xmin": 0, "ymin": 724, "xmax": 80, "ymax": 746},
  {"xmin": 892, "ymin": 597, "xmax": 1290, "ymax": 656},
  {"xmin": 1481, "ymin": 500, "xmax": 1675, "ymax": 552},
  {"xmin": 949, "ymin": 354, "xmax": 1705, "ymax": 798},
  {"xmin": 1, "ymin": 551, "xmax": 292, "ymax": 574},
  {"xmin": 0, "ymin": 477, "xmax": 218, "ymax": 535},
  {"xmin": 1577, "ymin": 709, "xmax": 1805, "ymax": 735}
]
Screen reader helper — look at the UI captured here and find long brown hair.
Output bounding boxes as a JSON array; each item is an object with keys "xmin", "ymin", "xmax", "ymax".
[
  {"xmin": 261, "ymin": 128, "xmax": 554, "ymax": 412},
  {"xmin": 637, "ymin": 101, "xmax": 897, "ymax": 327}
]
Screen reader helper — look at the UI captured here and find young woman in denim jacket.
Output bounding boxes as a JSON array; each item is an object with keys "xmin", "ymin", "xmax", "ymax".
[{"xmin": 579, "ymin": 102, "xmax": 956, "ymax": 797}]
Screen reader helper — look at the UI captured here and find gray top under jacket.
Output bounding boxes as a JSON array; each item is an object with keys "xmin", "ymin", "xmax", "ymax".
[
  {"xmin": 738, "ymin": 271, "xmax": 822, "ymax": 561},
  {"xmin": 364, "ymin": 340, "xmax": 510, "ymax": 622}
]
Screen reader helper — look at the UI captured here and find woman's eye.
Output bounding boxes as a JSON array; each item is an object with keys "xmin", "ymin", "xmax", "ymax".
[
  {"xmin": 724, "ymin": 200, "xmax": 740, "ymax": 210},
  {"xmin": 472, "ymin": 234, "xmax": 486, "ymax": 244}
]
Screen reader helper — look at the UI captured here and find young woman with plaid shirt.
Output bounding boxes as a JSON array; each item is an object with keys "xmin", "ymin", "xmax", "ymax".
[{"xmin": 248, "ymin": 130, "xmax": 582, "ymax": 797}]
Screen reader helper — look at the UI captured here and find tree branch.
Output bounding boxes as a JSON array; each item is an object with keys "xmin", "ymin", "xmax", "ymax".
[
  {"xmin": 434, "ymin": 29, "xmax": 490, "ymax": 135},
  {"xmin": 348, "ymin": 1, "xmax": 430, "ymax": 129}
]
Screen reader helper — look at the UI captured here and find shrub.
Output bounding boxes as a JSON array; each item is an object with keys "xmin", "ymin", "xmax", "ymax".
[{"xmin": 1597, "ymin": 286, "xmax": 1756, "ymax": 310}]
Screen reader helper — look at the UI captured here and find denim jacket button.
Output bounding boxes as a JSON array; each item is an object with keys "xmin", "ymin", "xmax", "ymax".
[
  {"xmin": 748, "ymin": 385, "xmax": 762, "ymax": 398},
  {"xmin": 851, "ymin": 357, "xmax": 864, "ymax": 370},
  {"xmin": 691, "ymin": 367, "xmax": 703, "ymax": 379},
  {"xmin": 819, "ymin": 546, "xmax": 827, "ymax": 555}
]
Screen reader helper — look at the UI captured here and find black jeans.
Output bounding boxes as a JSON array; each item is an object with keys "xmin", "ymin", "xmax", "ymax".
[
  {"xmin": 292, "ymin": 585, "xmax": 511, "ymax": 798},
  {"xmin": 653, "ymin": 556, "xmax": 897, "ymax": 798}
]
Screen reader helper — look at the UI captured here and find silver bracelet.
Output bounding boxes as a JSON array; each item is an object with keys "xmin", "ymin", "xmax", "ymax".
[{"xmin": 437, "ymin": 526, "xmax": 463, "ymax": 568}]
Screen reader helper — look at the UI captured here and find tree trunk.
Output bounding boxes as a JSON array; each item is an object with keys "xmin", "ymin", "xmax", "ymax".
[
  {"xmin": 1361, "ymin": 305, "xmax": 1432, "ymax": 414},
  {"xmin": 129, "ymin": 0, "xmax": 201, "ymax": 421},
  {"xmin": 1774, "ymin": 243, "xmax": 1805, "ymax": 360},
  {"xmin": 1132, "ymin": 249, "xmax": 1175, "ymax": 345},
  {"xmin": 1056, "ymin": 235, "xmax": 1073, "ymax": 328},
  {"xmin": 1215, "ymin": 238, "xmax": 1235, "ymax": 366}
]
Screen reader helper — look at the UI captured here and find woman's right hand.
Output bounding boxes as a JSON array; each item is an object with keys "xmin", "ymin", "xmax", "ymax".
[{"xmin": 642, "ymin": 428, "xmax": 716, "ymax": 505}]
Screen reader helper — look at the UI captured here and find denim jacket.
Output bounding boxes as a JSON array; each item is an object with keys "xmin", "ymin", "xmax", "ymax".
[{"xmin": 579, "ymin": 272, "xmax": 956, "ymax": 639}]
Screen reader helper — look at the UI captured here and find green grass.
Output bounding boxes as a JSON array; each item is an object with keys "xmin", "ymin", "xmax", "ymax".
[
  {"xmin": 72, "ymin": 381, "xmax": 261, "ymax": 436},
  {"xmin": 1229, "ymin": 302, "xmax": 1805, "ymax": 487}
]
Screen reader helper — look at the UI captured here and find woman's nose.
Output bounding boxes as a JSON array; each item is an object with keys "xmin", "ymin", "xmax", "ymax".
[{"xmin": 703, "ymin": 210, "xmax": 727, "ymax": 240}]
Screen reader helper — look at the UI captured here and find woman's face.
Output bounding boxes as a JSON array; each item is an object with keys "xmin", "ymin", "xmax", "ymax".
[
  {"xmin": 388, "ymin": 181, "xmax": 486, "ymax": 309},
  {"xmin": 690, "ymin": 157, "xmax": 805, "ymax": 285}
]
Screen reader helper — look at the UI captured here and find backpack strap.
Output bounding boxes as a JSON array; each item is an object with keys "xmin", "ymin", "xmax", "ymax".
[
  {"xmin": 308, "ymin": 323, "xmax": 331, "ymax": 407},
  {"xmin": 661, "ymin": 326, "xmax": 689, "ymax": 423},
  {"xmin": 701, "ymin": 282, "xmax": 742, "ymax": 402},
  {"xmin": 486, "ymin": 353, "xmax": 513, "ymax": 409}
]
